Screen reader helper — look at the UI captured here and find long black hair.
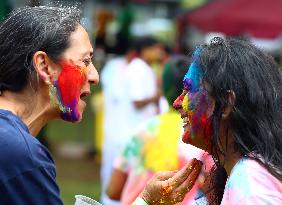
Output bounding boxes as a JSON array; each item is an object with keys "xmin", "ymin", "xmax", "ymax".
[
  {"xmin": 0, "ymin": 6, "xmax": 81, "ymax": 93},
  {"xmin": 199, "ymin": 37, "xmax": 282, "ymax": 203}
]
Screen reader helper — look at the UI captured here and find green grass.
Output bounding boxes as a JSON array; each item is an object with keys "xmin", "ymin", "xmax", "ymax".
[
  {"xmin": 53, "ymin": 152, "xmax": 101, "ymax": 205},
  {"xmin": 59, "ymin": 180, "xmax": 101, "ymax": 205},
  {"xmin": 46, "ymin": 103, "xmax": 95, "ymax": 145},
  {"xmin": 45, "ymin": 90, "xmax": 102, "ymax": 204}
]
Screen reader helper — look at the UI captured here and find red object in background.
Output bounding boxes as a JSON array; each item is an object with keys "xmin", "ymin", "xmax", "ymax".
[{"xmin": 182, "ymin": 0, "xmax": 282, "ymax": 39}]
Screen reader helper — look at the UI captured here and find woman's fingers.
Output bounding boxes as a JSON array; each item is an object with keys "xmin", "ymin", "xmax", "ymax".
[
  {"xmin": 157, "ymin": 159, "xmax": 201, "ymax": 199},
  {"xmin": 156, "ymin": 170, "xmax": 178, "ymax": 180},
  {"xmin": 139, "ymin": 159, "xmax": 203, "ymax": 205},
  {"xmin": 173, "ymin": 160, "xmax": 202, "ymax": 197},
  {"xmin": 162, "ymin": 160, "xmax": 202, "ymax": 204},
  {"xmin": 166, "ymin": 158, "xmax": 198, "ymax": 188}
]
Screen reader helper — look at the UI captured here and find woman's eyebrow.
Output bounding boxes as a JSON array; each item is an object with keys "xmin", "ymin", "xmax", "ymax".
[{"xmin": 81, "ymin": 50, "xmax": 93, "ymax": 58}]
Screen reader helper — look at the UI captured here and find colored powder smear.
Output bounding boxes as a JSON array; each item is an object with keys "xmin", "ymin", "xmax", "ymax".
[
  {"xmin": 183, "ymin": 47, "xmax": 203, "ymax": 93},
  {"xmin": 49, "ymin": 60, "xmax": 87, "ymax": 122},
  {"xmin": 182, "ymin": 48, "xmax": 213, "ymax": 144}
]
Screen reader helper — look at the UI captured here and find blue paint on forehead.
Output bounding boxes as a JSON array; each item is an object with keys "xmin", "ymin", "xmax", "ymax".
[{"xmin": 183, "ymin": 48, "xmax": 203, "ymax": 92}]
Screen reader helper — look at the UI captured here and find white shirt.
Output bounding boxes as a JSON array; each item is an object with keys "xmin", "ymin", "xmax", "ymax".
[{"xmin": 125, "ymin": 58, "xmax": 158, "ymax": 132}]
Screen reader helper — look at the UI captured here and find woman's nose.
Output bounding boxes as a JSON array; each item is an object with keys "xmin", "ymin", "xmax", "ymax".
[
  {"xmin": 88, "ymin": 64, "xmax": 99, "ymax": 85},
  {"xmin": 173, "ymin": 95, "xmax": 184, "ymax": 110}
]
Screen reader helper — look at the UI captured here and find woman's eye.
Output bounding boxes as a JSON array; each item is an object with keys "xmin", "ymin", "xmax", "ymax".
[
  {"xmin": 187, "ymin": 84, "xmax": 193, "ymax": 91},
  {"xmin": 82, "ymin": 59, "xmax": 91, "ymax": 66},
  {"xmin": 183, "ymin": 84, "xmax": 192, "ymax": 92}
]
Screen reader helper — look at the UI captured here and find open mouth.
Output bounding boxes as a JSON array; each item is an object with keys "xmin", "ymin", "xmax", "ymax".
[{"xmin": 80, "ymin": 91, "xmax": 90, "ymax": 101}]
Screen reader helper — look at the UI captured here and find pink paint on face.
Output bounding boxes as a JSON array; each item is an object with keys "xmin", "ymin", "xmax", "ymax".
[
  {"xmin": 187, "ymin": 88, "xmax": 214, "ymax": 143},
  {"xmin": 173, "ymin": 52, "xmax": 214, "ymax": 151},
  {"xmin": 56, "ymin": 60, "xmax": 87, "ymax": 122},
  {"xmin": 173, "ymin": 94, "xmax": 192, "ymax": 143},
  {"xmin": 173, "ymin": 86, "xmax": 214, "ymax": 151}
]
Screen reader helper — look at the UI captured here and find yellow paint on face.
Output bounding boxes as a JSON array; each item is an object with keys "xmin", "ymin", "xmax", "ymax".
[
  {"xmin": 182, "ymin": 94, "xmax": 189, "ymax": 113},
  {"xmin": 78, "ymin": 66, "xmax": 88, "ymax": 76}
]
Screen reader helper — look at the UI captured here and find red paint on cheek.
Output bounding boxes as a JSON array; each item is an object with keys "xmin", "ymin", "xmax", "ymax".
[
  {"xmin": 183, "ymin": 128, "xmax": 192, "ymax": 144},
  {"xmin": 57, "ymin": 61, "xmax": 87, "ymax": 105},
  {"xmin": 199, "ymin": 114, "xmax": 212, "ymax": 143},
  {"xmin": 200, "ymin": 115, "xmax": 207, "ymax": 124},
  {"xmin": 173, "ymin": 95, "xmax": 184, "ymax": 109}
]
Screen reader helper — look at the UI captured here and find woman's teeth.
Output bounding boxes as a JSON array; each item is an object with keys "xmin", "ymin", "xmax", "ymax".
[{"xmin": 183, "ymin": 117, "xmax": 190, "ymax": 127}]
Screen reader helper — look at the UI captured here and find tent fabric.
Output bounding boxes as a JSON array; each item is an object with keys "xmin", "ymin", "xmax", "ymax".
[{"xmin": 184, "ymin": 0, "xmax": 282, "ymax": 39}]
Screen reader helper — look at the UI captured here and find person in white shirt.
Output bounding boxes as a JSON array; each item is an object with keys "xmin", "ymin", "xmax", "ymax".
[{"xmin": 100, "ymin": 37, "xmax": 162, "ymax": 205}]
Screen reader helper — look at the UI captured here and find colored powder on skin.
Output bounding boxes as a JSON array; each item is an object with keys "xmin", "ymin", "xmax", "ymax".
[
  {"xmin": 182, "ymin": 48, "xmax": 214, "ymax": 143},
  {"xmin": 50, "ymin": 60, "xmax": 87, "ymax": 122},
  {"xmin": 173, "ymin": 94, "xmax": 184, "ymax": 108},
  {"xmin": 183, "ymin": 48, "xmax": 203, "ymax": 92},
  {"xmin": 182, "ymin": 94, "xmax": 189, "ymax": 112}
]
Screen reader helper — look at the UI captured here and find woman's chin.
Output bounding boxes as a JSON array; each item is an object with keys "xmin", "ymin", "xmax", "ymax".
[
  {"xmin": 66, "ymin": 100, "xmax": 86, "ymax": 122},
  {"xmin": 182, "ymin": 127, "xmax": 191, "ymax": 144},
  {"xmin": 79, "ymin": 98, "xmax": 86, "ymax": 109},
  {"xmin": 182, "ymin": 128, "xmax": 208, "ymax": 151},
  {"xmin": 60, "ymin": 106, "xmax": 83, "ymax": 122}
]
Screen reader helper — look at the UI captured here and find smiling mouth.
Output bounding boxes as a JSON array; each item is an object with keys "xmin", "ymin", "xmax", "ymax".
[{"xmin": 182, "ymin": 116, "xmax": 191, "ymax": 128}]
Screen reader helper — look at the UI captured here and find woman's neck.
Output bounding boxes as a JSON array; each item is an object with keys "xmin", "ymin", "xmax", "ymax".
[
  {"xmin": 222, "ymin": 151, "xmax": 241, "ymax": 176},
  {"xmin": 218, "ymin": 128, "xmax": 241, "ymax": 176},
  {"xmin": 0, "ymin": 89, "xmax": 57, "ymax": 136}
]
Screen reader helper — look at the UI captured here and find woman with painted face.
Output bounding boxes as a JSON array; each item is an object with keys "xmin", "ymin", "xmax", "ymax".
[
  {"xmin": 0, "ymin": 6, "xmax": 201, "ymax": 205},
  {"xmin": 133, "ymin": 37, "xmax": 282, "ymax": 205},
  {"xmin": 0, "ymin": 6, "xmax": 99, "ymax": 204}
]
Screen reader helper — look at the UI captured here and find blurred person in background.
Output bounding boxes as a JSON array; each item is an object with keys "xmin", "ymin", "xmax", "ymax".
[
  {"xmin": 151, "ymin": 43, "xmax": 172, "ymax": 114},
  {"xmin": 0, "ymin": 6, "xmax": 99, "ymax": 204},
  {"xmin": 115, "ymin": 0, "xmax": 134, "ymax": 55},
  {"xmin": 100, "ymin": 44, "xmax": 137, "ymax": 205},
  {"xmin": 125, "ymin": 36, "xmax": 163, "ymax": 118},
  {"xmin": 100, "ymin": 37, "xmax": 162, "ymax": 205},
  {"xmin": 132, "ymin": 37, "xmax": 282, "ymax": 205},
  {"xmin": 107, "ymin": 55, "xmax": 214, "ymax": 205},
  {"xmin": 94, "ymin": 6, "xmax": 113, "ymax": 53}
]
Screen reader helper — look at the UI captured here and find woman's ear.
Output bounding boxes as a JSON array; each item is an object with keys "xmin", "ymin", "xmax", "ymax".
[
  {"xmin": 221, "ymin": 90, "xmax": 236, "ymax": 119},
  {"xmin": 32, "ymin": 51, "xmax": 59, "ymax": 83}
]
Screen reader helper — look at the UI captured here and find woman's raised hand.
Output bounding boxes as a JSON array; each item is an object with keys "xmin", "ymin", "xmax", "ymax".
[{"xmin": 139, "ymin": 158, "xmax": 202, "ymax": 205}]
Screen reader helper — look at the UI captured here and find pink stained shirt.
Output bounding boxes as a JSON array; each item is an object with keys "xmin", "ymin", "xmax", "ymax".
[{"xmin": 221, "ymin": 158, "xmax": 282, "ymax": 205}]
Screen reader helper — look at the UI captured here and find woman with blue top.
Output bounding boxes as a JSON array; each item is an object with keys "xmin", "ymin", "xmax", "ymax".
[
  {"xmin": 0, "ymin": 5, "xmax": 201, "ymax": 205},
  {"xmin": 0, "ymin": 6, "xmax": 99, "ymax": 204}
]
